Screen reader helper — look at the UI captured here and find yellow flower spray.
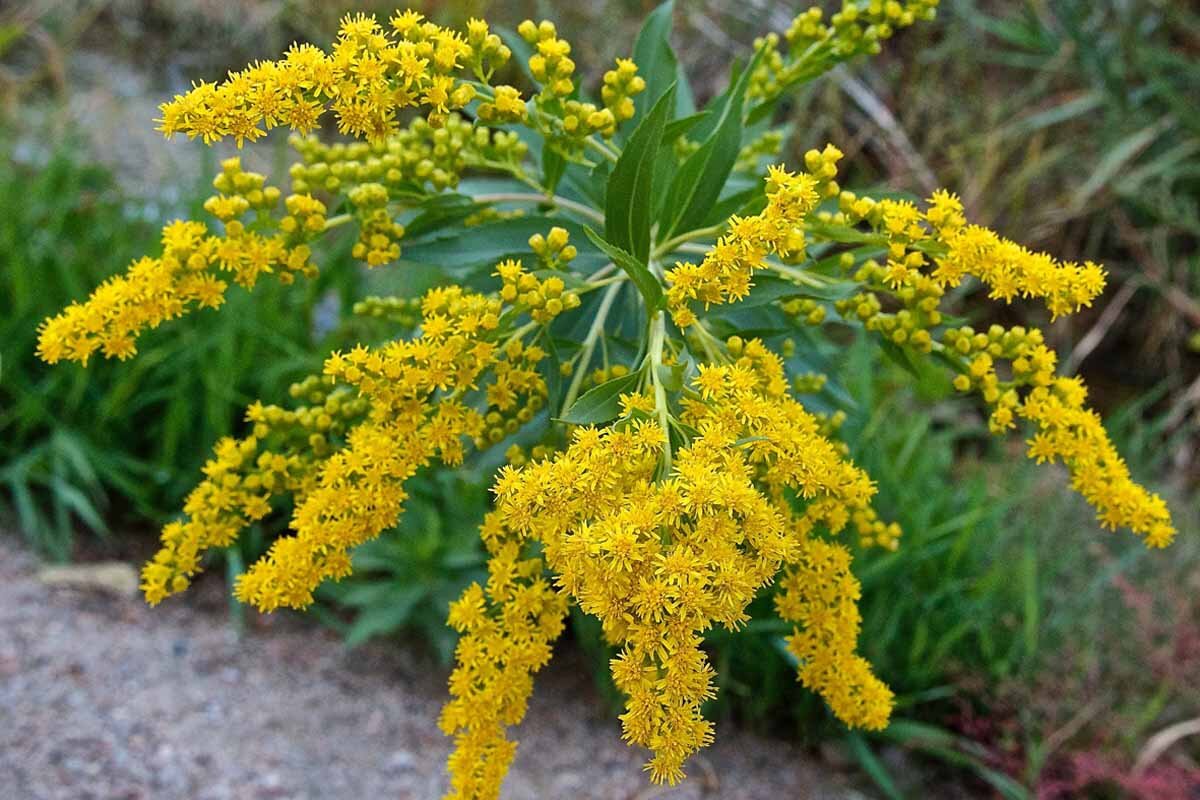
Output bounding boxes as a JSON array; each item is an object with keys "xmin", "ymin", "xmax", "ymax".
[{"xmin": 38, "ymin": 4, "xmax": 1177, "ymax": 798}]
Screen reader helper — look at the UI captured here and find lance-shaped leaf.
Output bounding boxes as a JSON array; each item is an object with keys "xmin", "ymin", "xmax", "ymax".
[
  {"xmin": 584, "ymin": 226, "xmax": 665, "ymax": 312},
  {"xmin": 605, "ymin": 84, "xmax": 676, "ymax": 263},
  {"xmin": 657, "ymin": 48, "xmax": 765, "ymax": 242}
]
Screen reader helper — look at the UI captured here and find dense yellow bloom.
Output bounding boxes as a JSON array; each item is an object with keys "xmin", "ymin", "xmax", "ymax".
[
  {"xmin": 776, "ymin": 536, "xmax": 892, "ymax": 729},
  {"xmin": 158, "ymin": 12, "xmax": 515, "ymax": 145},
  {"xmin": 870, "ymin": 190, "xmax": 1107, "ymax": 319},
  {"xmin": 140, "ymin": 377, "xmax": 368, "ymax": 605},
  {"xmin": 37, "ymin": 158, "xmax": 323, "ymax": 365},
  {"xmin": 235, "ymin": 288, "xmax": 506, "ymax": 610},
  {"xmin": 440, "ymin": 512, "xmax": 569, "ymax": 800},
  {"xmin": 442, "ymin": 341, "xmax": 898, "ymax": 795},
  {"xmin": 666, "ymin": 163, "xmax": 823, "ymax": 326},
  {"xmin": 946, "ymin": 326, "xmax": 1175, "ymax": 547}
]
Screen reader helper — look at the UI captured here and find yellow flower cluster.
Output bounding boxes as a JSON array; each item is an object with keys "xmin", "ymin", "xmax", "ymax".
[
  {"xmin": 158, "ymin": 11, "xmax": 516, "ymax": 145},
  {"xmin": 495, "ymin": 254, "xmax": 582, "ymax": 325},
  {"xmin": 835, "ymin": 189, "xmax": 1107, "ymax": 320},
  {"xmin": 893, "ymin": 191, "xmax": 1105, "ymax": 318},
  {"xmin": 776, "ymin": 536, "xmax": 893, "ymax": 729},
  {"xmin": 440, "ymin": 511, "xmax": 570, "ymax": 800},
  {"xmin": 33, "ymin": 4, "xmax": 1183, "ymax": 796},
  {"xmin": 665, "ymin": 164, "xmax": 822, "ymax": 327},
  {"xmin": 442, "ymin": 338, "xmax": 896, "ymax": 795},
  {"xmin": 140, "ymin": 376, "xmax": 368, "ymax": 604},
  {"xmin": 945, "ymin": 326, "xmax": 1175, "ymax": 547},
  {"xmin": 37, "ymin": 158, "xmax": 324, "ymax": 365},
  {"xmin": 601, "ymin": 59, "xmax": 647, "ymax": 123},
  {"xmin": 233, "ymin": 287, "xmax": 506, "ymax": 610}
]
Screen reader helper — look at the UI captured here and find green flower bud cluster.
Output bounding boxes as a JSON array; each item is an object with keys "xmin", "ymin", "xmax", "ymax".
[
  {"xmin": 852, "ymin": 506, "xmax": 902, "ymax": 550},
  {"xmin": 288, "ymin": 114, "xmax": 526, "ymax": 196},
  {"xmin": 254, "ymin": 375, "xmax": 371, "ymax": 462},
  {"xmin": 944, "ymin": 324, "xmax": 1050, "ymax": 433},
  {"xmin": 750, "ymin": 1, "xmax": 939, "ymax": 103},
  {"xmin": 674, "ymin": 136, "xmax": 701, "ymax": 162},
  {"xmin": 834, "ymin": 255, "xmax": 942, "ymax": 351},
  {"xmin": 813, "ymin": 408, "xmax": 848, "ymax": 440},
  {"xmin": 793, "ymin": 372, "xmax": 829, "ymax": 394},
  {"xmin": 787, "ymin": 1, "xmax": 939, "ymax": 59},
  {"xmin": 561, "ymin": 99, "xmax": 619, "ymax": 139},
  {"xmin": 781, "ymin": 297, "xmax": 828, "ymax": 326},
  {"xmin": 352, "ymin": 295, "xmax": 422, "ymax": 329},
  {"xmin": 463, "ymin": 206, "xmax": 526, "ymax": 227},
  {"xmin": 464, "ymin": 18, "xmax": 513, "ymax": 81},
  {"xmin": 735, "ymin": 130, "xmax": 786, "ymax": 173}
]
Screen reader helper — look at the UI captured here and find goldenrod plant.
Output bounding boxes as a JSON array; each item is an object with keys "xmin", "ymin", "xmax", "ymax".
[{"xmin": 37, "ymin": 3, "xmax": 1178, "ymax": 797}]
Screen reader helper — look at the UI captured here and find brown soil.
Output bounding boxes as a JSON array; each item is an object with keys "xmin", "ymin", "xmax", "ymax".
[{"xmin": 1, "ymin": 536, "xmax": 871, "ymax": 800}]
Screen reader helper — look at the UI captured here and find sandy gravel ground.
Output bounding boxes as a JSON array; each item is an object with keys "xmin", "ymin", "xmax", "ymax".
[{"xmin": 1, "ymin": 537, "xmax": 870, "ymax": 800}]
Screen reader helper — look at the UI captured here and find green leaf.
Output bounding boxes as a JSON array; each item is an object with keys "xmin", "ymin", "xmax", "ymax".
[
  {"xmin": 558, "ymin": 371, "xmax": 643, "ymax": 425},
  {"xmin": 629, "ymin": 1, "xmax": 694, "ymax": 123},
  {"xmin": 402, "ymin": 193, "xmax": 481, "ymax": 239},
  {"xmin": 845, "ymin": 733, "xmax": 903, "ymax": 800},
  {"xmin": 605, "ymin": 84, "xmax": 676, "ymax": 262},
  {"xmin": 663, "ymin": 111, "xmax": 710, "ymax": 144},
  {"xmin": 878, "ymin": 338, "xmax": 924, "ymax": 380},
  {"xmin": 654, "ymin": 362, "xmax": 685, "ymax": 392},
  {"xmin": 343, "ymin": 584, "xmax": 426, "ymax": 647},
  {"xmin": 583, "ymin": 226, "xmax": 665, "ymax": 311},
  {"xmin": 541, "ymin": 143, "xmax": 567, "ymax": 193},
  {"xmin": 658, "ymin": 48, "xmax": 764, "ymax": 242},
  {"xmin": 733, "ymin": 274, "xmax": 859, "ymax": 308},
  {"xmin": 563, "ymin": 159, "xmax": 610, "ymax": 209},
  {"xmin": 403, "ymin": 216, "xmax": 608, "ymax": 276}
]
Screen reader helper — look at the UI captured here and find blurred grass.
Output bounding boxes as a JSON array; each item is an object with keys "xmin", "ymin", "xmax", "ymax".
[{"xmin": 0, "ymin": 134, "xmax": 360, "ymax": 558}]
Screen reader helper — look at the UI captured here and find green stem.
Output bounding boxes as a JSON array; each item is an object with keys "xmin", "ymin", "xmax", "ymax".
[
  {"xmin": 582, "ymin": 274, "xmax": 626, "ymax": 291},
  {"xmin": 500, "ymin": 320, "xmax": 540, "ymax": 351},
  {"xmin": 560, "ymin": 280, "xmax": 623, "ymax": 416},
  {"xmin": 468, "ymin": 157, "xmax": 546, "ymax": 193},
  {"xmin": 653, "ymin": 222, "xmax": 727, "ymax": 259},
  {"xmin": 473, "ymin": 192, "xmax": 604, "ymax": 225},
  {"xmin": 691, "ymin": 319, "xmax": 727, "ymax": 364},
  {"xmin": 647, "ymin": 312, "xmax": 672, "ymax": 473},
  {"xmin": 585, "ymin": 137, "xmax": 620, "ymax": 164},
  {"xmin": 322, "ymin": 213, "xmax": 353, "ymax": 231}
]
